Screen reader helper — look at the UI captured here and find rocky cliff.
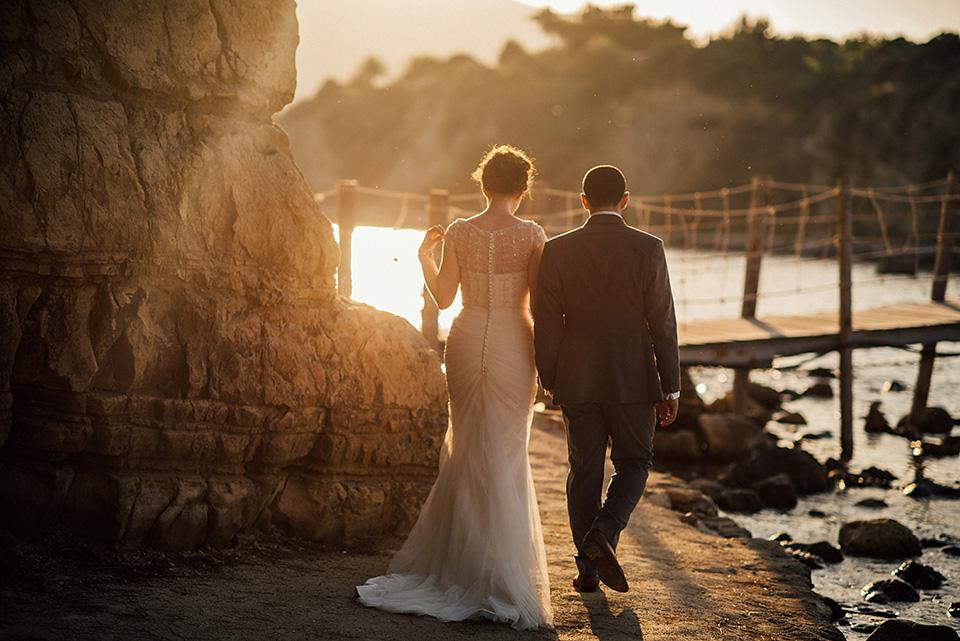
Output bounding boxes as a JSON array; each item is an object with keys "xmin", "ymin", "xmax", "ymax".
[{"xmin": 0, "ymin": 0, "xmax": 447, "ymax": 549}]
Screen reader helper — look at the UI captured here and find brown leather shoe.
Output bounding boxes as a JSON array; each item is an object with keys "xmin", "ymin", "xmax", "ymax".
[
  {"xmin": 582, "ymin": 529, "xmax": 628, "ymax": 592},
  {"xmin": 572, "ymin": 574, "xmax": 600, "ymax": 592}
]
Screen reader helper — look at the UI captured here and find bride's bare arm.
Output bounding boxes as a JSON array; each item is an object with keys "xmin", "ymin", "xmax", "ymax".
[
  {"xmin": 527, "ymin": 241, "xmax": 544, "ymax": 312},
  {"xmin": 419, "ymin": 225, "xmax": 460, "ymax": 309}
]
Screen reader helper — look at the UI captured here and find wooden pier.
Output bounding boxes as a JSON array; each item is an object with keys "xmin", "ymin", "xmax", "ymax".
[{"xmin": 678, "ymin": 299, "xmax": 960, "ymax": 367}]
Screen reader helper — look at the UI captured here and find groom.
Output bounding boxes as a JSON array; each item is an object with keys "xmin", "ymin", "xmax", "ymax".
[{"xmin": 534, "ymin": 165, "xmax": 680, "ymax": 593}]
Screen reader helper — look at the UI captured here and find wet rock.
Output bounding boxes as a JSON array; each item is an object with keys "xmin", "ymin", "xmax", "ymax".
[
  {"xmin": 695, "ymin": 413, "xmax": 766, "ymax": 461},
  {"xmin": 893, "ymin": 560, "xmax": 945, "ymax": 590},
  {"xmin": 808, "ymin": 509, "xmax": 827, "ymax": 518},
  {"xmin": 818, "ymin": 595, "xmax": 844, "ymax": 622},
  {"xmin": 950, "ymin": 602, "xmax": 960, "ymax": 618},
  {"xmin": 864, "ymin": 619, "xmax": 960, "ymax": 640},
  {"xmin": 798, "ymin": 430, "xmax": 831, "ymax": 441},
  {"xmin": 856, "ymin": 498, "xmax": 889, "ymax": 509},
  {"xmin": 802, "ymin": 382, "xmax": 834, "ymax": 398},
  {"xmin": 646, "ymin": 477, "xmax": 718, "ymax": 516},
  {"xmin": 717, "ymin": 488, "xmax": 764, "ymax": 514},
  {"xmin": 749, "ymin": 382, "xmax": 783, "ymax": 410},
  {"xmin": 773, "ymin": 410, "xmax": 807, "ymax": 425},
  {"xmin": 807, "ymin": 541, "xmax": 845, "ymax": 563},
  {"xmin": 652, "ymin": 429, "xmax": 703, "ymax": 462},
  {"xmin": 851, "ymin": 603, "xmax": 899, "ymax": 618},
  {"xmin": 837, "ymin": 466, "xmax": 897, "ymax": 489},
  {"xmin": 808, "ymin": 367, "xmax": 836, "ymax": 379},
  {"xmin": 788, "ymin": 549, "xmax": 823, "ymax": 568},
  {"xmin": 944, "ymin": 546, "xmax": 960, "ymax": 558},
  {"xmin": 915, "ymin": 407, "xmax": 955, "ymax": 435},
  {"xmin": 688, "ymin": 478, "xmax": 724, "ymax": 501},
  {"xmin": 693, "ymin": 516, "xmax": 752, "ymax": 538},
  {"xmin": 720, "ymin": 444, "xmax": 829, "ymax": 495},
  {"xmin": 781, "ymin": 539, "xmax": 844, "ymax": 565},
  {"xmin": 751, "ymin": 473, "xmax": 798, "ymax": 509},
  {"xmin": 861, "ymin": 578, "xmax": 920, "ymax": 603},
  {"xmin": 911, "ymin": 436, "xmax": 960, "ymax": 457},
  {"xmin": 839, "ymin": 519, "xmax": 923, "ymax": 559},
  {"xmin": 865, "ymin": 401, "xmax": 891, "ymax": 433},
  {"xmin": 901, "ymin": 478, "xmax": 960, "ymax": 499},
  {"xmin": 883, "ymin": 380, "xmax": 907, "ymax": 392},
  {"xmin": 921, "ymin": 534, "xmax": 957, "ymax": 548}
]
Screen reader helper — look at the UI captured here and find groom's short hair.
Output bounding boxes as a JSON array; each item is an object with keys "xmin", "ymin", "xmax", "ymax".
[{"xmin": 582, "ymin": 165, "xmax": 627, "ymax": 209}]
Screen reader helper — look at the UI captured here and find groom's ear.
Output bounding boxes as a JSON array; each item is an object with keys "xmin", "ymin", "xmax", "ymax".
[
  {"xmin": 581, "ymin": 193, "xmax": 590, "ymax": 211},
  {"xmin": 620, "ymin": 192, "xmax": 630, "ymax": 211}
]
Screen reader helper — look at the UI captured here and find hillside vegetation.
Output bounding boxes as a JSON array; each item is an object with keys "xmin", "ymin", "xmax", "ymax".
[{"xmin": 280, "ymin": 5, "xmax": 960, "ymax": 197}]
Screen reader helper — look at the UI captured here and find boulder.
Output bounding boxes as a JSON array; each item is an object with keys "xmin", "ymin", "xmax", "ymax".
[
  {"xmin": 865, "ymin": 401, "xmax": 891, "ymax": 433},
  {"xmin": 773, "ymin": 410, "xmax": 807, "ymax": 425},
  {"xmin": 802, "ymin": 382, "xmax": 834, "ymax": 398},
  {"xmin": 865, "ymin": 619, "xmax": 960, "ymax": 641},
  {"xmin": 720, "ymin": 444, "xmax": 829, "ymax": 495},
  {"xmin": 893, "ymin": 560, "xmax": 945, "ymax": 589},
  {"xmin": 901, "ymin": 478, "xmax": 960, "ymax": 499},
  {"xmin": 696, "ymin": 413, "xmax": 766, "ymax": 461},
  {"xmin": 911, "ymin": 436, "xmax": 960, "ymax": 457},
  {"xmin": 0, "ymin": 0, "xmax": 448, "ymax": 548},
  {"xmin": 915, "ymin": 407, "xmax": 955, "ymax": 435},
  {"xmin": 751, "ymin": 473, "xmax": 798, "ymax": 510},
  {"xmin": 652, "ymin": 429, "xmax": 703, "ymax": 462},
  {"xmin": 839, "ymin": 519, "xmax": 923, "ymax": 559},
  {"xmin": 717, "ymin": 488, "xmax": 764, "ymax": 514},
  {"xmin": 748, "ymin": 382, "xmax": 783, "ymax": 410},
  {"xmin": 861, "ymin": 579, "xmax": 920, "ymax": 603}
]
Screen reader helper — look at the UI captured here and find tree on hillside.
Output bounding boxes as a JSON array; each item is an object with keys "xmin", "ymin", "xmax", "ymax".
[{"xmin": 533, "ymin": 4, "xmax": 687, "ymax": 53}]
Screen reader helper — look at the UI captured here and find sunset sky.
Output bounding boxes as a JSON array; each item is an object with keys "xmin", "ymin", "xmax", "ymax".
[
  {"xmin": 518, "ymin": 0, "xmax": 960, "ymax": 42},
  {"xmin": 292, "ymin": 0, "xmax": 960, "ymax": 105}
]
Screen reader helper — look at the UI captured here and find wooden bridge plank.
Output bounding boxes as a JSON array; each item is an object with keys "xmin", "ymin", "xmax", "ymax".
[{"xmin": 678, "ymin": 299, "xmax": 960, "ymax": 366}]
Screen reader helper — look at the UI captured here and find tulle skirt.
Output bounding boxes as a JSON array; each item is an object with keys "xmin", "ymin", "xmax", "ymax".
[{"xmin": 357, "ymin": 306, "xmax": 553, "ymax": 630}]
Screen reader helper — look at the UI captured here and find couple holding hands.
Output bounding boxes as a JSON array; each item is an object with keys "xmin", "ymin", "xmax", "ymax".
[{"xmin": 358, "ymin": 145, "xmax": 680, "ymax": 630}]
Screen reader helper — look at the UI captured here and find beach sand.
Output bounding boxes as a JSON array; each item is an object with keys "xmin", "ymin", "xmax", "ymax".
[{"xmin": 0, "ymin": 414, "xmax": 843, "ymax": 641}]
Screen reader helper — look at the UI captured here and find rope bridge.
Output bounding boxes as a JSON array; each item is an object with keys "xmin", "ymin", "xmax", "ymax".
[
  {"xmin": 320, "ymin": 172, "xmax": 959, "ymax": 461},
  {"xmin": 318, "ymin": 173, "xmax": 959, "ymax": 325}
]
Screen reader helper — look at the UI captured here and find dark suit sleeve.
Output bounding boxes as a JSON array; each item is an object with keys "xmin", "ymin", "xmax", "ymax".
[
  {"xmin": 643, "ymin": 240, "xmax": 681, "ymax": 395},
  {"xmin": 533, "ymin": 242, "xmax": 563, "ymax": 391}
]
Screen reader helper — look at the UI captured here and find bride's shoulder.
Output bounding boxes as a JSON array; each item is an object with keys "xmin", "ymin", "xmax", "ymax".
[{"xmin": 522, "ymin": 219, "xmax": 547, "ymax": 243}]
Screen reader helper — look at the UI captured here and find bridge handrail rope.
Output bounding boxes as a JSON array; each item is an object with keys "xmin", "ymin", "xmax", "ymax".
[{"xmin": 325, "ymin": 173, "xmax": 957, "ymax": 329}]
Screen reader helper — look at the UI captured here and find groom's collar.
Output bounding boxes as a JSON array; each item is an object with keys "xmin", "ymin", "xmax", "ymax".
[{"xmin": 586, "ymin": 211, "xmax": 626, "ymax": 226}]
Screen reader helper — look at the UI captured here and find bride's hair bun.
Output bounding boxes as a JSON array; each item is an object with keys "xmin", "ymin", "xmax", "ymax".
[{"xmin": 472, "ymin": 145, "xmax": 536, "ymax": 196}]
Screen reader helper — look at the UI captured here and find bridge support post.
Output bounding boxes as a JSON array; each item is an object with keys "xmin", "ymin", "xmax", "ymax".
[
  {"xmin": 422, "ymin": 189, "xmax": 449, "ymax": 353},
  {"xmin": 732, "ymin": 177, "xmax": 769, "ymax": 415},
  {"xmin": 912, "ymin": 169, "xmax": 958, "ymax": 422},
  {"xmin": 837, "ymin": 176, "xmax": 855, "ymax": 461}
]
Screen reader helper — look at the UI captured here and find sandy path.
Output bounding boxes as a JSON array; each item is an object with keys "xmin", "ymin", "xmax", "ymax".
[{"xmin": 0, "ymin": 416, "xmax": 843, "ymax": 641}]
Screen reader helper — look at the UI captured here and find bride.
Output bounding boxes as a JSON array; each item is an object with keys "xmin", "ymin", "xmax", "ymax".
[{"xmin": 356, "ymin": 145, "xmax": 553, "ymax": 630}]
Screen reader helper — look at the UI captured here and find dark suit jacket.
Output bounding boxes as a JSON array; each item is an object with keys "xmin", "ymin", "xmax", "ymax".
[{"xmin": 534, "ymin": 214, "xmax": 680, "ymax": 405}]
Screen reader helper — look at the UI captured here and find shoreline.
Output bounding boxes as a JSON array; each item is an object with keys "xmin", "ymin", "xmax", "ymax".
[{"xmin": 0, "ymin": 413, "xmax": 843, "ymax": 641}]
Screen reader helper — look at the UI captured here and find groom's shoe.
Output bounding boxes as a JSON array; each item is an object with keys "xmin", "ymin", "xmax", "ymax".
[
  {"xmin": 582, "ymin": 529, "xmax": 628, "ymax": 592},
  {"xmin": 572, "ymin": 574, "xmax": 600, "ymax": 593}
]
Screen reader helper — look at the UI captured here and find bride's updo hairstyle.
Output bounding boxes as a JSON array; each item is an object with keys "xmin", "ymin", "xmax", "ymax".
[{"xmin": 471, "ymin": 145, "xmax": 536, "ymax": 196}]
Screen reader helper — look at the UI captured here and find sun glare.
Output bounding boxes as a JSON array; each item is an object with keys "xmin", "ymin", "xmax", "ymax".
[{"xmin": 336, "ymin": 225, "xmax": 461, "ymax": 331}]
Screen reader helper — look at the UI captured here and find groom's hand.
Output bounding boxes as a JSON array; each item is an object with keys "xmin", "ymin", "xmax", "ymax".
[{"xmin": 657, "ymin": 398, "xmax": 679, "ymax": 427}]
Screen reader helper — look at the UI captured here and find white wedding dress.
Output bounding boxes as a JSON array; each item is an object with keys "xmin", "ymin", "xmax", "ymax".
[{"xmin": 357, "ymin": 218, "xmax": 553, "ymax": 630}]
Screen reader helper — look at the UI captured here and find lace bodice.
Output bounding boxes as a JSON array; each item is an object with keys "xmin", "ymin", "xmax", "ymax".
[{"xmin": 446, "ymin": 218, "xmax": 547, "ymax": 310}]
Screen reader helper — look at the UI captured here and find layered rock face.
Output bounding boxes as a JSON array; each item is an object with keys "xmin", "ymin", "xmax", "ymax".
[{"xmin": 0, "ymin": 0, "xmax": 447, "ymax": 548}]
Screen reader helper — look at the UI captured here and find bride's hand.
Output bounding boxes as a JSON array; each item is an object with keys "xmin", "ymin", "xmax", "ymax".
[{"xmin": 419, "ymin": 225, "xmax": 445, "ymax": 258}]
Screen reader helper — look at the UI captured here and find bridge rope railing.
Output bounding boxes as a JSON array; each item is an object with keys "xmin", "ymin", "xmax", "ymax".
[{"xmin": 321, "ymin": 172, "xmax": 959, "ymax": 326}]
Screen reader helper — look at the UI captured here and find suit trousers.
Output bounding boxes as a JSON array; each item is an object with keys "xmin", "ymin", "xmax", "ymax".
[{"xmin": 560, "ymin": 401, "xmax": 657, "ymax": 577}]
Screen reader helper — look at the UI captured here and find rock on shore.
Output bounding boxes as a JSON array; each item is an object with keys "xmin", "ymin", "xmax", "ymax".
[{"xmin": 0, "ymin": 0, "xmax": 447, "ymax": 549}]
